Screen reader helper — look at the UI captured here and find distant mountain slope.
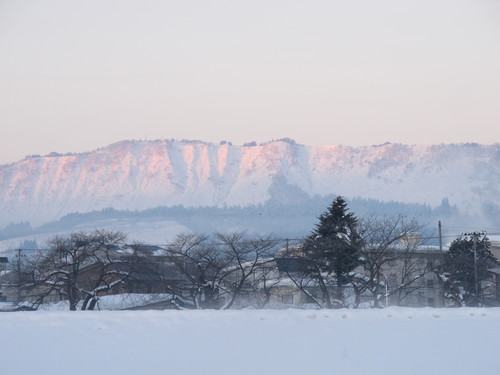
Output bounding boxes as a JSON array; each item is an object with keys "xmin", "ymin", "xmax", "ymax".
[{"xmin": 0, "ymin": 139, "xmax": 499, "ymax": 227}]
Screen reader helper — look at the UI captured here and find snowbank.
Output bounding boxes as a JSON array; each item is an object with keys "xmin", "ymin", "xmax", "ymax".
[
  {"xmin": 1, "ymin": 307, "xmax": 498, "ymax": 375},
  {"xmin": 36, "ymin": 293, "xmax": 174, "ymax": 311}
]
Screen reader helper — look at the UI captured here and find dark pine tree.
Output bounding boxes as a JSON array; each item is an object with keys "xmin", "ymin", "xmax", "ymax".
[
  {"xmin": 303, "ymin": 196, "xmax": 363, "ymax": 307},
  {"xmin": 443, "ymin": 232, "xmax": 497, "ymax": 306}
]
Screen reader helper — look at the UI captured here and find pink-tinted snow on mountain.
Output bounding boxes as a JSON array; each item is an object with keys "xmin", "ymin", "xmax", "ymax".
[{"xmin": 0, "ymin": 139, "xmax": 499, "ymax": 226}]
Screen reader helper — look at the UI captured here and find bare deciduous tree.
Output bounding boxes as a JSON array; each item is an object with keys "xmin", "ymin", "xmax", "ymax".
[
  {"xmin": 164, "ymin": 232, "xmax": 279, "ymax": 309},
  {"xmin": 245, "ymin": 258, "xmax": 281, "ymax": 309},
  {"xmin": 351, "ymin": 215, "xmax": 426, "ymax": 308},
  {"xmin": 21, "ymin": 230, "xmax": 138, "ymax": 310},
  {"xmin": 163, "ymin": 233, "xmax": 228, "ymax": 309},
  {"xmin": 215, "ymin": 232, "xmax": 278, "ymax": 309}
]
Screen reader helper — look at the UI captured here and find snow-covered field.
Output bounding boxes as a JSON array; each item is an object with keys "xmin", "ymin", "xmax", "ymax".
[{"xmin": 1, "ymin": 308, "xmax": 499, "ymax": 375}]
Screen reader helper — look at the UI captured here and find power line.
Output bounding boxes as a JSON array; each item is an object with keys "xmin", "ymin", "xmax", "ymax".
[
  {"xmin": 11, "ymin": 231, "xmax": 500, "ymax": 255},
  {"xmin": 441, "ymin": 225, "xmax": 500, "ymax": 231}
]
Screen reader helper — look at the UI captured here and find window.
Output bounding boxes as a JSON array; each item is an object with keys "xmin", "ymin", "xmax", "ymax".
[
  {"xmin": 426, "ymin": 279, "xmax": 434, "ymax": 289},
  {"xmin": 427, "ymin": 298, "xmax": 435, "ymax": 307}
]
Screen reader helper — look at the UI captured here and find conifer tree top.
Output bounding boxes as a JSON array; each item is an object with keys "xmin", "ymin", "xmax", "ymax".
[{"xmin": 311, "ymin": 196, "xmax": 358, "ymax": 238}]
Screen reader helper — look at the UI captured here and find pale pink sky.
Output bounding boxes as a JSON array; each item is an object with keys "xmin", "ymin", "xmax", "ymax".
[{"xmin": 1, "ymin": 0, "xmax": 499, "ymax": 164}]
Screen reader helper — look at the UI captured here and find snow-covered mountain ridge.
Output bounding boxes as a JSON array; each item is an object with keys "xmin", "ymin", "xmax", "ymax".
[{"xmin": 1, "ymin": 139, "xmax": 499, "ymax": 227}]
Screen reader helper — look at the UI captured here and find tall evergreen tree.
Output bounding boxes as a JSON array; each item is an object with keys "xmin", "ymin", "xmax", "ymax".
[
  {"xmin": 442, "ymin": 232, "xmax": 497, "ymax": 306},
  {"xmin": 302, "ymin": 196, "xmax": 363, "ymax": 307}
]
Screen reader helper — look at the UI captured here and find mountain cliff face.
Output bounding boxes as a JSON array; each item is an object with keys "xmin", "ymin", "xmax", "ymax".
[{"xmin": 1, "ymin": 140, "xmax": 499, "ymax": 226}]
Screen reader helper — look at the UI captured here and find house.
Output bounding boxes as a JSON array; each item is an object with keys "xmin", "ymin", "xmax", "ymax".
[
  {"xmin": 380, "ymin": 248, "xmax": 445, "ymax": 307},
  {"xmin": 223, "ymin": 243, "xmax": 447, "ymax": 309}
]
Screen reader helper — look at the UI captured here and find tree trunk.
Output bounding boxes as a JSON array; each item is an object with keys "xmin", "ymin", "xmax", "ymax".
[
  {"xmin": 81, "ymin": 295, "xmax": 90, "ymax": 310},
  {"xmin": 68, "ymin": 286, "xmax": 78, "ymax": 311},
  {"xmin": 335, "ymin": 284, "xmax": 343, "ymax": 306},
  {"xmin": 353, "ymin": 289, "xmax": 361, "ymax": 309}
]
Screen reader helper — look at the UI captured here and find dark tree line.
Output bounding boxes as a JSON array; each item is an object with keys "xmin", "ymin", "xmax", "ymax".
[{"xmin": 2, "ymin": 194, "xmax": 465, "ymax": 243}]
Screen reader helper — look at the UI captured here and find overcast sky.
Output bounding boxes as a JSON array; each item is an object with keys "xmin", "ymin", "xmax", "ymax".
[{"xmin": 1, "ymin": 0, "xmax": 499, "ymax": 164}]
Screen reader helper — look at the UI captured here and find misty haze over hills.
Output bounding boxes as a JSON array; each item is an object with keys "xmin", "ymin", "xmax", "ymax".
[{"xmin": 0, "ymin": 139, "xmax": 499, "ymax": 248}]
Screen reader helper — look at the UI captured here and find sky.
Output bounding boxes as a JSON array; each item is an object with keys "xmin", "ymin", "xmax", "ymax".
[{"xmin": 1, "ymin": 0, "xmax": 499, "ymax": 165}]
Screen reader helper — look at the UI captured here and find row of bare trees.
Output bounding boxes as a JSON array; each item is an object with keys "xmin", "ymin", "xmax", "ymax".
[
  {"xmin": 13, "ymin": 197, "xmax": 469, "ymax": 310},
  {"xmin": 15, "ymin": 230, "xmax": 281, "ymax": 311},
  {"xmin": 157, "ymin": 232, "xmax": 279, "ymax": 310}
]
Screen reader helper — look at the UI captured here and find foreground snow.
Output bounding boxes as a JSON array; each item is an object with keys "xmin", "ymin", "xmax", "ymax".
[{"xmin": 1, "ymin": 307, "xmax": 499, "ymax": 375}]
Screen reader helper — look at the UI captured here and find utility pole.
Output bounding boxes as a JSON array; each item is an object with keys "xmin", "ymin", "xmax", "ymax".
[
  {"xmin": 473, "ymin": 233, "xmax": 479, "ymax": 307},
  {"xmin": 438, "ymin": 221, "xmax": 443, "ymax": 251},
  {"xmin": 384, "ymin": 275, "xmax": 389, "ymax": 308},
  {"xmin": 16, "ymin": 248, "xmax": 22, "ymax": 305}
]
